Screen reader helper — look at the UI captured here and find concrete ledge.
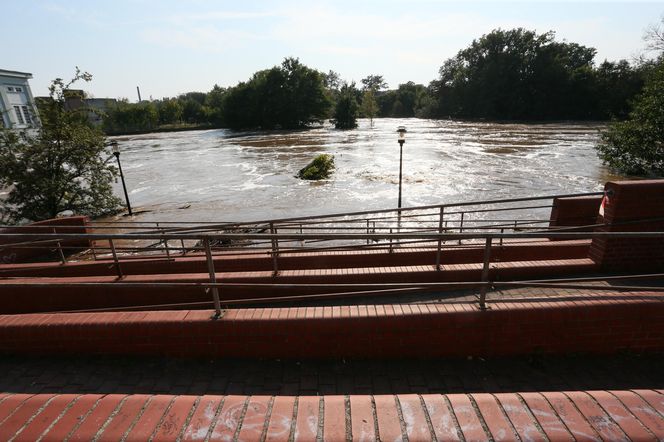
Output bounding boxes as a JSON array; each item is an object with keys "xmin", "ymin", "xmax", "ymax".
[{"xmin": 0, "ymin": 293, "xmax": 662, "ymax": 358}]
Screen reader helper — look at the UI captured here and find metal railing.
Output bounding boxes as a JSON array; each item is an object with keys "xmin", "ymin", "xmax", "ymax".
[{"xmin": 1, "ymin": 229, "xmax": 663, "ymax": 317}]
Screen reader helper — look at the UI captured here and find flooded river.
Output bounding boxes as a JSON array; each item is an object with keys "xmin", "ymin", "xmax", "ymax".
[{"xmin": 109, "ymin": 118, "xmax": 622, "ymax": 223}]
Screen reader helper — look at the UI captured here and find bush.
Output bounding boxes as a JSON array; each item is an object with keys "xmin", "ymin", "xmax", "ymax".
[{"xmin": 297, "ymin": 154, "xmax": 335, "ymax": 180}]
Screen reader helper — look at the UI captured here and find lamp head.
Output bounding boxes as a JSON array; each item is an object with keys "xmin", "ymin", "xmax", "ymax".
[
  {"xmin": 111, "ymin": 140, "xmax": 119, "ymax": 156},
  {"xmin": 397, "ymin": 126, "xmax": 407, "ymax": 144}
]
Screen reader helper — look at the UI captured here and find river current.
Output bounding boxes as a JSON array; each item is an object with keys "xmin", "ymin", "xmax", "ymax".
[{"xmin": 109, "ymin": 118, "xmax": 622, "ymax": 223}]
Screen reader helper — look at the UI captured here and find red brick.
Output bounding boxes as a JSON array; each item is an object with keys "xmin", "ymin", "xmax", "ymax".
[
  {"xmin": 207, "ymin": 395, "xmax": 248, "ymax": 441},
  {"xmin": 447, "ymin": 394, "xmax": 489, "ymax": 441},
  {"xmin": 151, "ymin": 395, "xmax": 198, "ymax": 442},
  {"xmin": 0, "ymin": 394, "xmax": 56, "ymax": 437},
  {"xmin": 66, "ymin": 394, "xmax": 126, "ymax": 441},
  {"xmin": 609, "ymin": 390, "xmax": 664, "ymax": 439},
  {"xmin": 493, "ymin": 393, "xmax": 545, "ymax": 442},
  {"xmin": 541, "ymin": 392, "xmax": 600, "ymax": 441},
  {"xmin": 472, "ymin": 393, "xmax": 518, "ymax": 441},
  {"xmin": 587, "ymin": 391, "xmax": 657, "ymax": 441},
  {"xmin": 0, "ymin": 394, "xmax": 34, "ymax": 424},
  {"xmin": 323, "ymin": 395, "xmax": 346, "ymax": 441},
  {"xmin": 181, "ymin": 395, "xmax": 224, "ymax": 441},
  {"xmin": 294, "ymin": 396, "xmax": 320, "ymax": 441},
  {"xmin": 374, "ymin": 395, "xmax": 403, "ymax": 442},
  {"xmin": 265, "ymin": 396, "xmax": 295, "ymax": 442},
  {"xmin": 96, "ymin": 394, "xmax": 151, "ymax": 440},
  {"xmin": 564, "ymin": 391, "xmax": 628, "ymax": 441},
  {"xmin": 125, "ymin": 395, "xmax": 175, "ymax": 440},
  {"xmin": 349, "ymin": 395, "xmax": 375, "ymax": 441},
  {"xmin": 11, "ymin": 394, "xmax": 78, "ymax": 441},
  {"xmin": 236, "ymin": 396, "xmax": 271, "ymax": 442},
  {"xmin": 39, "ymin": 394, "xmax": 103, "ymax": 440},
  {"xmin": 397, "ymin": 394, "xmax": 432, "ymax": 441},
  {"xmin": 520, "ymin": 392, "xmax": 573, "ymax": 441},
  {"xmin": 421, "ymin": 394, "xmax": 461, "ymax": 441}
]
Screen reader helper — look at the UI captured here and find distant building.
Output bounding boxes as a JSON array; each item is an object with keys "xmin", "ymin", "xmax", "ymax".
[
  {"xmin": 0, "ymin": 69, "xmax": 39, "ymax": 129},
  {"xmin": 64, "ymin": 89, "xmax": 117, "ymax": 127}
]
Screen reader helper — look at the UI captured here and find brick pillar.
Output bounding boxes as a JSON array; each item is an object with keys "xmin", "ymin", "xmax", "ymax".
[{"xmin": 588, "ymin": 180, "xmax": 664, "ymax": 271}]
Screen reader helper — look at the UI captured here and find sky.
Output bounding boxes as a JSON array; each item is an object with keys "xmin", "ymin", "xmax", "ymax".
[{"xmin": 3, "ymin": 1, "xmax": 663, "ymax": 100}]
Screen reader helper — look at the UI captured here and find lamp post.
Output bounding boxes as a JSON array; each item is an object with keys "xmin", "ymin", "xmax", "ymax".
[
  {"xmin": 396, "ymin": 126, "xmax": 407, "ymax": 209},
  {"xmin": 111, "ymin": 140, "xmax": 133, "ymax": 216},
  {"xmin": 396, "ymin": 126, "xmax": 407, "ymax": 235}
]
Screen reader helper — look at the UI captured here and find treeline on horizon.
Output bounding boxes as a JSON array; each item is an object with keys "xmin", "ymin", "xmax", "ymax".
[{"xmin": 102, "ymin": 28, "xmax": 657, "ymax": 134}]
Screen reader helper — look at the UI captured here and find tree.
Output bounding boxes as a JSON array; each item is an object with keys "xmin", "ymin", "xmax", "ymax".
[
  {"xmin": 103, "ymin": 100, "xmax": 158, "ymax": 134},
  {"xmin": 333, "ymin": 83, "xmax": 359, "ymax": 129},
  {"xmin": 596, "ymin": 59, "xmax": 664, "ymax": 175},
  {"xmin": 359, "ymin": 89, "xmax": 378, "ymax": 125},
  {"xmin": 158, "ymin": 98, "xmax": 183, "ymax": 125},
  {"xmin": 361, "ymin": 75, "xmax": 387, "ymax": 92},
  {"xmin": 0, "ymin": 69, "xmax": 121, "ymax": 223}
]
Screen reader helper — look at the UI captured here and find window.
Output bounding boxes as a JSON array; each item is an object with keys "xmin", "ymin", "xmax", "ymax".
[
  {"xmin": 15, "ymin": 87, "xmax": 22, "ymax": 92},
  {"xmin": 13, "ymin": 106, "xmax": 25, "ymax": 125},
  {"xmin": 7, "ymin": 87, "xmax": 14, "ymax": 92},
  {"xmin": 21, "ymin": 106, "xmax": 31, "ymax": 125}
]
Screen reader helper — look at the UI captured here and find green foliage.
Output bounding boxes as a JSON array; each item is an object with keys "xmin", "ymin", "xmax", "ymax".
[
  {"xmin": 158, "ymin": 99, "xmax": 183, "ymax": 125},
  {"xmin": 103, "ymin": 100, "xmax": 158, "ymax": 134},
  {"xmin": 0, "ymin": 69, "xmax": 121, "ymax": 223},
  {"xmin": 333, "ymin": 83, "xmax": 359, "ymax": 129},
  {"xmin": 361, "ymin": 75, "xmax": 387, "ymax": 92},
  {"xmin": 430, "ymin": 28, "xmax": 646, "ymax": 120},
  {"xmin": 297, "ymin": 154, "xmax": 335, "ymax": 180},
  {"xmin": 223, "ymin": 58, "xmax": 330, "ymax": 130},
  {"xmin": 377, "ymin": 82, "xmax": 430, "ymax": 117},
  {"xmin": 596, "ymin": 59, "xmax": 664, "ymax": 175},
  {"xmin": 359, "ymin": 89, "xmax": 378, "ymax": 123}
]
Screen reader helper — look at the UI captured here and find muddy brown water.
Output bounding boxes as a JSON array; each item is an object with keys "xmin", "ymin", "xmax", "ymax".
[{"xmin": 105, "ymin": 118, "xmax": 622, "ymax": 225}]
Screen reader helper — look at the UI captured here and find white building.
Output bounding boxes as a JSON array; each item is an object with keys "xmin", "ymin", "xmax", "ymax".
[{"xmin": 0, "ymin": 69, "xmax": 39, "ymax": 129}]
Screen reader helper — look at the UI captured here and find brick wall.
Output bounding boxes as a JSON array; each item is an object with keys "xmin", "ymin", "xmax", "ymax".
[
  {"xmin": 588, "ymin": 180, "xmax": 664, "ymax": 271},
  {"xmin": 0, "ymin": 295, "xmax": 662, "ymax": 358},
  {"xmin": 549, "ymin": 196, "xmax": 602, "ymax": 237},
  {"xmin": 0, "ymin": 216, "xmax": 90, "ymax": 264}
]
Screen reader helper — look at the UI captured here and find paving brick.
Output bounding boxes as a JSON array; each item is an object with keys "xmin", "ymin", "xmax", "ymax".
[
  {"xmin": 0, "ymin": 394, "xmax": 56, "ymax": 438},
  {"xmin": 609, "ymin": 390, "xmax": 664, "ymax": 439},
  {"xmin": 447, "ymin": 394, "xmax": 489, "ymax": 441},
  {"xmin": 67, "ymin": 394, "xmax": 126, "ymax": 441},
  {"xmin": 323, "ymin": 395, "xmax": 347, "ymax": 441},
  {"xmin": 372, "ymin": 395, "xmax": 403, "ymax": 442},
  {"xmin": 587, "ymin": 390, "xmax": 656, "ymax": 441},
  {"xmin": 493, "ymin": 393, "xmax": 544, "ymax": 442},
  {"xmin": 181, "ymin": 395, "xmax": 224, "ymax": 441},
  {"xmin": 397, "ymin": 394, "xmax": 432, "ymax": 441},
  {"xmin": 95, "ymin": 394, "xmax": 151, "ymax": 440},
  {"xmin": 541, "ymin": 391, "xmax": 600, "ymax": 442},
  {"xmin": 39, "ymin": 394, "xmax": 103, "ymax": 440},
  {"xmin": 208, "ymin": 395, "xmax": 248, "ymax": 441},
  {"xmin": 421, "ymin": 394, "xmax": 461, "ymax": 441},
  {"xmin": 472, "ymin": 393, "xmax": 518, "ymax": 441},
  {"xmin": 0, "ymin": 394, "xmax": 34, "ymax": 425},
  {"xmin": 151, "ymin": 395, "xmax": 198, "ymax": 442},
  {"xmin": 564, "ymin": 391, "xmax": 628, "ymax": 441},
  {"xmin": 265, "ymin": 396, "xmax": 295, "ymax": 442},
  {"xmin": 11, "ymin": 394, "xmax": 78, "ymax": 442},
  {"xmin": 349, "ymin": 395, "xmax": 375, "ymax": 442},
  {"xmin": 125, "ymin": 395, "xmax": 175, "ymax": 440},
  {"xmin": 236, "ymin": 396, "xmax": 271, "ymax": 442},
  {"xmin": 294, "ymin": 396, "xmax": 320, "ymax": 441},
  {"xmin": 520, "ymin": 392, "xmax": 573, "ymax": 441}
]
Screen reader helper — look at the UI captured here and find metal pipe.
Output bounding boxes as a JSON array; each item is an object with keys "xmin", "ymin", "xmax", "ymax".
[
  {"xmin": 478, "ymin": 237, "xmax": 492, "ymax": 310},
  {"xmin": 109, "ymin": 239, "xmax": 123, "ymax": 278},
  {"xmin": 203, "ymin": 237, "xmax": 222, "ymax": 319},
  {"xmin": 436, "ymin": 207, "xmax": 444, "ymax": 271}
]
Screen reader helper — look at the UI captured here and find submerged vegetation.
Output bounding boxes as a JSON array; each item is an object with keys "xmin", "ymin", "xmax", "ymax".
[{"xmin": 297, "ymin": 154, "xmax": 335, "ymax": 180}]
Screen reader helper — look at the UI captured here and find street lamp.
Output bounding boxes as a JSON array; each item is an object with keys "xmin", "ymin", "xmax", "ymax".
[
  {"xmin": 396, "ymin": 126, "xmax": 407, "ymax": 209},
  {"xmin": 111, "ymin": 140, "xmax": 133, "ymax": 216}
]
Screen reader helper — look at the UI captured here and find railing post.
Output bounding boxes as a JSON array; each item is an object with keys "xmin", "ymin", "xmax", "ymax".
[
  {"xmin": 500, "ymin": 228, "xmax": 504, "ymax": 246},
  {"xmin": 458, "ymin": 212, "xmax": 465, "ymax": 245},
  {"xmin": 366, "ymin": 219, "xmax": 370, "ymax": 245},
  {"xmin": 161, "ymin": 228, "xmax": 171, "ymax": 260},
  {"xmin": 389, "ymin": 228, "xmax": 393, "ymax": 253},
  {"xmin": 53, "ymin": 228, "xmax": 66, "ymax": 265},
  {"xmin": 270, "ymin": 222, "xmax": 279, "ymax": 275},
  {"xmin": 91, "ymin": 240, "xmax": 97, "ymax": 260},
  {"xmin": 181, "ymin": 239, "xmax": 186, "ymax": 256},
  {"xmin": 478, "ymin": 237, "xmax": 492, "ymax": 310},
  {"xmin": 204, "ymin": 237, "xmax": 223, "ymax": 319},
  {"xmin": 436, "ymin": 207, "xmax": 445, "ymax": 271},
  {"xmin": 109, "ymin": 239, "xmax": 123, "ymax": 279}
]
